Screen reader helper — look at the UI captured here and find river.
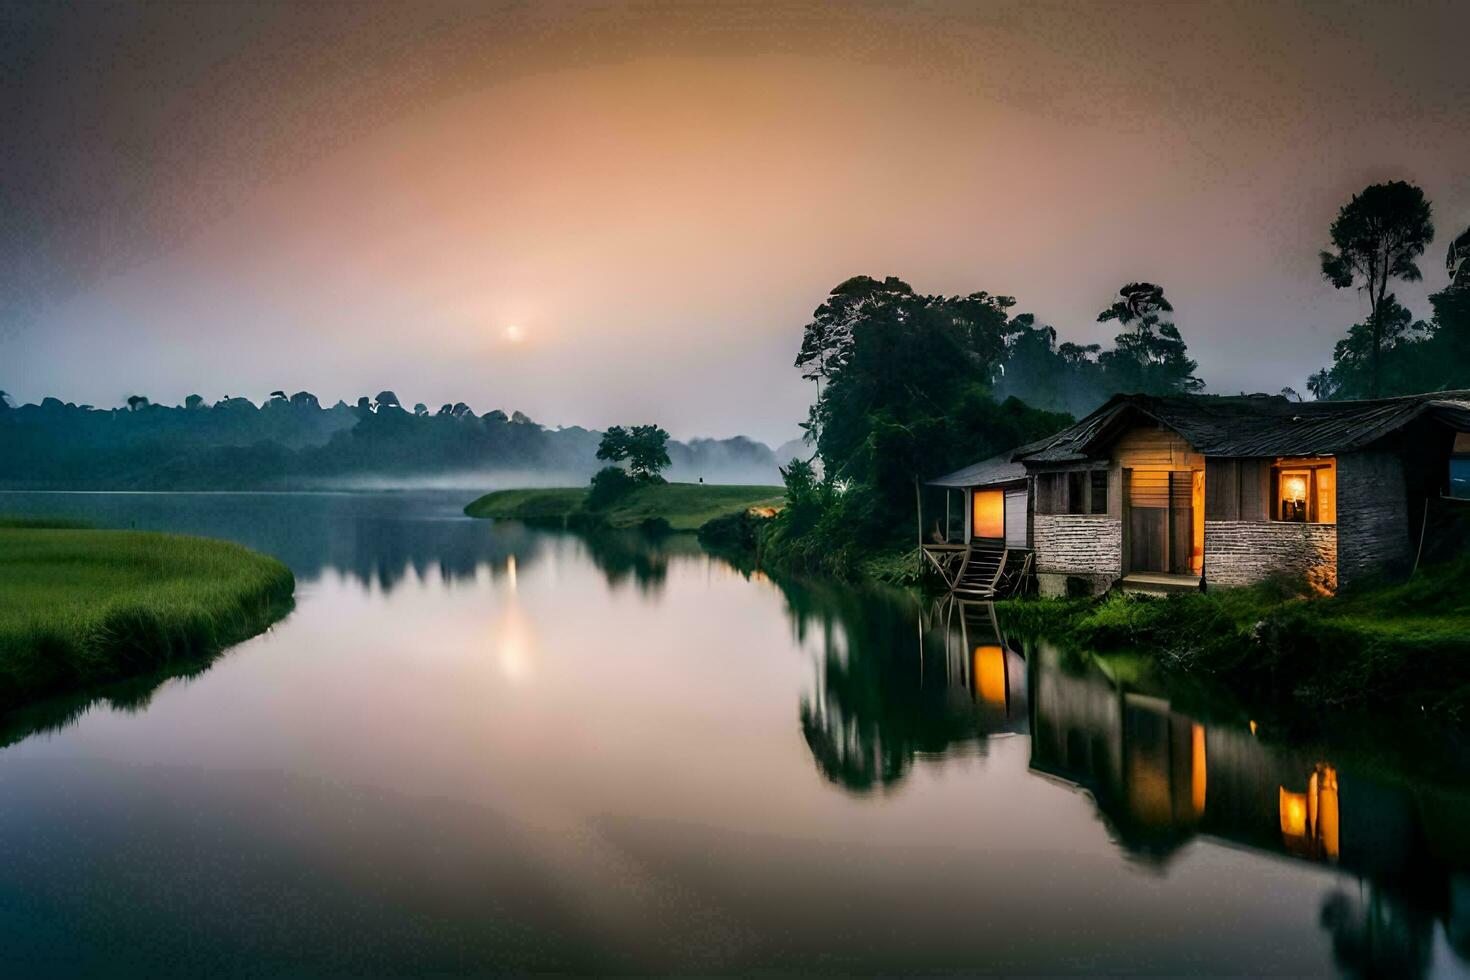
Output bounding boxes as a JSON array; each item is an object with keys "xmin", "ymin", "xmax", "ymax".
[{"xmin": 1, "ymin": 490, "xmax": 1467, "ymax": 975}]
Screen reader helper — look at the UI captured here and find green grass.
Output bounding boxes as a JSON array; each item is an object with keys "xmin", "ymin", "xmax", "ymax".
[
  {"xmin": 997, "ymin": 557, "xmax": 1470, "ymax": 719},
  {"xmin": 0, "ymin": 525, "xmax": 295, "ymax": 712},
  {"xmin": 465, "ymin": 482, "xmax": 783, "ymax": 532}
]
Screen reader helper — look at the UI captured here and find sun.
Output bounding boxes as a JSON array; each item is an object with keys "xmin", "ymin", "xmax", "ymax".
[{"xmin": 504, "ymin": 323, "xmax": 525, "ymax": 343}]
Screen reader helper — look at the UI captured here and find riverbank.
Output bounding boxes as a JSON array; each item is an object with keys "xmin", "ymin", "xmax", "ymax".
[
  {"xmin": 0, "ymin": 520, "xmax": 295, "ymax": 711},
  {"xmin": 464, "ymin": 482, "xmax": 783, "ymax": 532},
  {"xmin": 997, "ymin": 557, "xmax": 1470, "ymax": 720}
]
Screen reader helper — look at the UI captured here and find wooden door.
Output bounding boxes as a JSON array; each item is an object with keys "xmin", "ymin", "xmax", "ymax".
[
  {"xmin": 1127, "ymin": 469, "xmax": 1170, "ymax": 572},
  {"xmin": 1168, "ymin": 471, "xmax": 1193, "ymax": 575},
  {"xmin": 1127, "ymin": 469, "xmax": 1195, "ymax": 574}
]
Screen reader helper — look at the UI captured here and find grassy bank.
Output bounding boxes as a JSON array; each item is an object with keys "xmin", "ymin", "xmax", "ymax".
[
  {"xmin": 465, "ymin": 482, "xmax": 783, "ymax": 532},
  {"xmin": 997, "ymin": 558, "xmax": 1470, "ymax": 719},
  {"xmin": 0, "ymin": 521, "xmax": 295, "ymax": 712},
  {"xmin": 696, "ymin": 507, "xmax": 923, "ymax": 587}
]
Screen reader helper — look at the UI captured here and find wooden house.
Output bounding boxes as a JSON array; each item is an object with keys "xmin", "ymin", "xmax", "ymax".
[{"xmin": 922, "ymin": 390, "xmax": 1470, "ymax": 596}]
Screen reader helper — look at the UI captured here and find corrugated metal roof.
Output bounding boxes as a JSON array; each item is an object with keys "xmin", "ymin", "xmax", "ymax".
[{"xmin": 1014, "ymin": 391, "xmax": 1470, "ymax": 463}]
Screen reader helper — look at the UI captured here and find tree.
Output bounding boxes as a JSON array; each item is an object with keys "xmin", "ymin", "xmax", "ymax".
[
  {"xmin": 1320, "ymin": 181, "xmax": 1434, "ymax": 397},
  {"xmin": 1308, "ymin": 296, "xmax": 1431, "ymax": 400},
  {"xmin": 596, "ymin": 424, "xmax": 671, "ymax": 481},
  {"xmin": 184, "ymin": 393, "xmax": 205, "ymax": 410},
  {"xmin": 126, "ymin": 394, "xmax": 150, "ymax": 411},
  {"xmin": 413, "ymin": 402, "xmax": 429, "ymax": 417},
  {"xmin": 374, "ymin": 390, "xmax": 401, "ymax": 411},
  {"xmin": 1448, "ymin": 225, "xmax": 1470, "ymax": 290},
  {"xmin": 0, "ymin": 390, "xmax": 11, "ymax": 410},
  {"xmin": 1095, "ymin": 282, "xmax": 1203, "ymax": 394}
]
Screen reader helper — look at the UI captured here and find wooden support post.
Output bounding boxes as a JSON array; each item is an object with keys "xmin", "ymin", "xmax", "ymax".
[{"xmin": 914, "ymin": 478, "xmax": 924, "ymax": 577}]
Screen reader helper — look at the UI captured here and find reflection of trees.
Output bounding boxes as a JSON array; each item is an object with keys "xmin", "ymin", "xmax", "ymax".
[
  {"xmin": 789, "ymin": 587, "xmax": 1027, "ymax": 792},
  {"xmin": 575, "ymin": 530, "xmax": 699, "ymax": 597},
  {"xmin": 1320, "ymin": 884, "xmax": 1434, "ymax": 979},
  {"xmin": 0, "ymin": 491, "xmax": 551, "ymax": 593}
]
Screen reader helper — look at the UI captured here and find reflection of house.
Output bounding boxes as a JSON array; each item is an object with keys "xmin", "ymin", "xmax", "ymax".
[
  {"xmin": 923, "ymin": 391, "xmax": 1470, "ymax": 595},
  {"xmin": 1026, "ymin": 641, "xmax": 1470, "ymax": 885},
  {"xmin": 922, "ymin": 599, "xmax": 1029, "ymax": 733}
]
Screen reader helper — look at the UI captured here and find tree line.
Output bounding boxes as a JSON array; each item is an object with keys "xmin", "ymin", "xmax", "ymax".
[{"xmin": 0, "ymin": 390, "xmax": 776, "ymax": 490}]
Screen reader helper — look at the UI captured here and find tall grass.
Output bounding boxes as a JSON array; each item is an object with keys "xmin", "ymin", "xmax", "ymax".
[{"xmin": 0, "ymin": 526, "xmax": 294, "ymax": 711}]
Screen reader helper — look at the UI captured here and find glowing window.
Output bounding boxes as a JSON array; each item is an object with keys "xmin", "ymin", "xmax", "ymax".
[
  {"xmin": 972, "ymin": 490, "xmax": 1004, "ymax": 539},
  {"xmin": 1279, "ymin": 471, "xmax": 1310, "ymax": 523},
  {"xmin": 1273, "ymin": 458, "xmax": 1336, "ymax": 524}
]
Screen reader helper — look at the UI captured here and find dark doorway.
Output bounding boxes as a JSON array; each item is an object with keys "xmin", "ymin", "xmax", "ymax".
[{"xmin": 1126, "ymin": 469, "xmax": 1195, "ymax": 575}]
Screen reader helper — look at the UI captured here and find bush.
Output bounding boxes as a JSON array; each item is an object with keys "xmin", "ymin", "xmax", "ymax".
[{"xmin": 586, "ymin": 466, "xmax": 637, "ymax": 510}]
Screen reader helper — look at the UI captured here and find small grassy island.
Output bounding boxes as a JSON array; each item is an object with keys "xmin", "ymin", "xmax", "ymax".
[
  {"xmin": 0, "ymin": 519, "xmax": 294, "ymax": 711},
  {"xmin": 465, "ymin": 482, "xmax": 783, "ymax": 533}
]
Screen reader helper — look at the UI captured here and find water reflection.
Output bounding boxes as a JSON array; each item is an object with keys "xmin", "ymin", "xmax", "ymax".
[
  {"xmin": 787, "ymin": 584, "xmax": 1027, "ymax": 792},
  {"xmin": 0, "ymin": 491, "xmax": 696, "ymax": 598},
  {"xmin": 6, "ymin": 493, "xmax": 1470, "ymax": 972},
  {"xmin": 794, "ymin": 592, "xmax": 1470, "ymax": 977}
]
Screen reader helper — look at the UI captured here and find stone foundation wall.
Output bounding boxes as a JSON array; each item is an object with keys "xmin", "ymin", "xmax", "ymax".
[
  {"xmin": 1034, "ymin": 515, "xmax": 1122, "ymax": 576},
  {"xmin": 1203, "ymin": 521, "xmax": 1337, "ymax": 590}
]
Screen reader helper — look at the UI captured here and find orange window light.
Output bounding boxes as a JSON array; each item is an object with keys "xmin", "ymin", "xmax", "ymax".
[{"xmin": 973, "ymin": 490, "xmax": 1004, "ymax": 539}]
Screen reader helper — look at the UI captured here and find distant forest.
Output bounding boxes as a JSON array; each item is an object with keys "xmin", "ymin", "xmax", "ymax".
[{"xmin": 0, "ymin": 391, "xmax": 794, "ymax": 490}]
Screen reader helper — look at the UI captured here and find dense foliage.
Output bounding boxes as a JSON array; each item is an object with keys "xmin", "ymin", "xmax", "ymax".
[{"xmin": 765, "ymin": 275, "xmax": 1208, "ymax": 574}]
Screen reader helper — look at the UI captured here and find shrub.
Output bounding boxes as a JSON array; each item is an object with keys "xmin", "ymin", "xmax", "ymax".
[{"xmin": 586, "ymin": 465, "xmax": 637, "ymax": 510}]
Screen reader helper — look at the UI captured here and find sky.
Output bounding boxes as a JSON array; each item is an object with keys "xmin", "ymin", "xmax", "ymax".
[{"xmin": 3, "ymin": 0, "xmax": 1470, "ymax": 445}]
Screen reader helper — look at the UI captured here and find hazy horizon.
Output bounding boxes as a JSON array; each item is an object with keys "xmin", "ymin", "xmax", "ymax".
[{"xmin": 5, "ymin": 0, "xmax": 1470, "ymax": 445}]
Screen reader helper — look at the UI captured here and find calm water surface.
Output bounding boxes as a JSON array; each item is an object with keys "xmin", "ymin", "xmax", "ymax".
[{"xmin": 2, "ymin": 491, "xmax": 1468, "ymax": 976}]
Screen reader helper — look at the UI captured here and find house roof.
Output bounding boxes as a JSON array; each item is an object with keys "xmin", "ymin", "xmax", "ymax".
[
  {"xmin": 926, "ymin": 449, "xmax": 1028, "ymax": 488},
  {"xmin": 1013, "ymin": 390, "xmax": 1470, "ymax": 463}
]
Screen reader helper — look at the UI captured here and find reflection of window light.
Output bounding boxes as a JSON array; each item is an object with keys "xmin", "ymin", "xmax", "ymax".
[
  {"xmin": 1279, "ymin": 787, "xmax": 1308, "ymax": 837},
  {"xmin": 973, "ymin": 645, "xmax": 1008, "ymax": 708},
  {"xmin": 1279, "ymin": 763, "xmax": 1340, "ymax": 862},
  {"xmin": 1283, "ymin": 475, "xmax": 1308, "ymax": 503}
]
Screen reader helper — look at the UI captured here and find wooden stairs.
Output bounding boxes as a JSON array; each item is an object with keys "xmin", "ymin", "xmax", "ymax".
[{"xmin": 954, "ymin": 544, "xmax": 1006, "ymax": 598}]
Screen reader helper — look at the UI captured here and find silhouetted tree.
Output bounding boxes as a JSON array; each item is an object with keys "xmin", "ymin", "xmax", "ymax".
[
  {"xmin": 1096, "ymin": 282, "xmax": 1203, "ymax": 395},
  {"xmin": 184, "ymin": 393, "xmax": 205, "ymax": 410},
  {"xmin": 374, "ymin": 390, "xmax": 401, "ymax": 411},
  {"xmin": 597, "ymin": 424, "xmax": 671, "ymax": 481},
  {"xmin": 1449, "ymin": 225, "xmax": 1470, "ymax": 290},
  {"xmin": 1320, "ymin": 181, "xmax": 1434, "ymax": 396},
  {"xmin": 126, "ymin": 394, "xmax": 149, "ymax": 411},
  {"xmin": 412, "ymin": 402, "xmax": 429, "ymax": 417}
]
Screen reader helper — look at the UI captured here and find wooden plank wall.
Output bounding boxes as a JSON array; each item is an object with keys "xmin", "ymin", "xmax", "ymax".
[
  {"xmin": 1205, "ymin": 458, "xmax": 1271, "ymax": 521},
  {"xmin": 1114, "ymin": 426, "xmax": 1205, "ymax": 470}
]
